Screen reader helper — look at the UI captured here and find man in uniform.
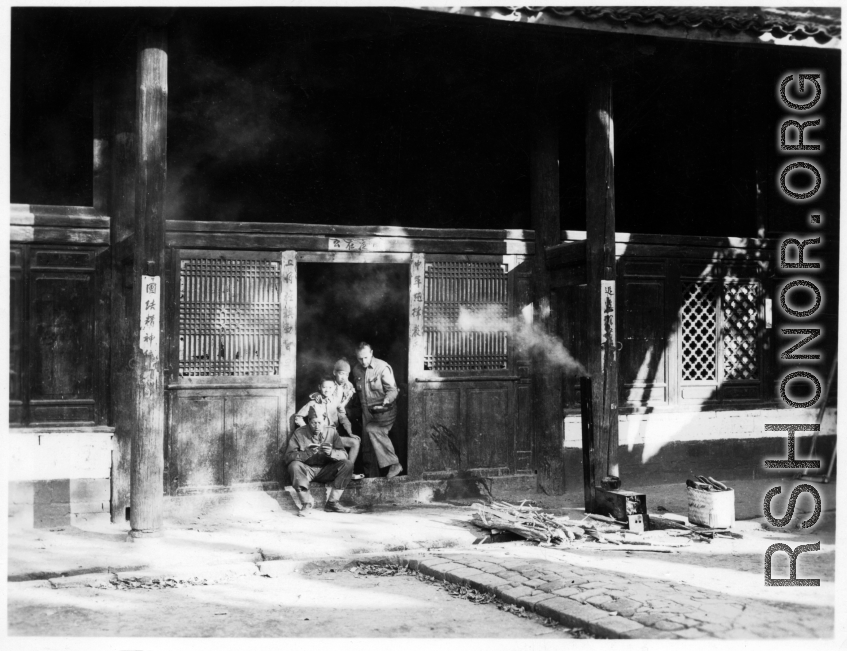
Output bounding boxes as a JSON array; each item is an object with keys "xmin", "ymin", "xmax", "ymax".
[
  {"xmin": 284, "ymin": 406, "xmax": 355, "ymax": 516},
  {"xmin": 351, "ymin": 342, "xmax": 403, "ymax": 478},
  {"xmin": 294, "ymin": 375, "xmax": 362, "ymax": 472}
]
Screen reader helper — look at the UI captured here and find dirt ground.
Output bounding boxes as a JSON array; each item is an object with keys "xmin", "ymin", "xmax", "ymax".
[{"xmin": 8, "ymin": 564, "xmax": 579, "ymax": 639}]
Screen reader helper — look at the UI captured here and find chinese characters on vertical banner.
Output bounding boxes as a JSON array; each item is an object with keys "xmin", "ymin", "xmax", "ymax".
[
  {"xmin": 140, "ymin": 275, "xmax": 161, "ymax": 359},
  {"xmin": 600, "ymin": 280, "xmax": 616, "ymax": 367},
  {"xmin": 280, "ymin": 252, "xmax": 297, "ymax": 368},
  {"xmin": 409, "ymin": 254, "xmax": 425, "ymax": 364}
]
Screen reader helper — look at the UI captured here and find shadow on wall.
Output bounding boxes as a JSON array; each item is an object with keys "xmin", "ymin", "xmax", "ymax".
[{"xmin": 562, "ymin": 234, "xmax": 838, "ymax": 466}]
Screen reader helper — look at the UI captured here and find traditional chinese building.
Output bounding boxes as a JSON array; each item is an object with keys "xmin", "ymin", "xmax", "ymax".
[{"xmin": 9, "ymin": 6, "xmax": 840, "ymax": 533}]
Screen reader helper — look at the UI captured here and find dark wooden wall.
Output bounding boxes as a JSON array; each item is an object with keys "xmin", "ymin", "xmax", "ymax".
[
  {"xmin": 9, "ymin": 244, "xmax": 109, "ymax": 426},
  {"xmin": 561, "ymin": 248, "xmax": 776, "ymax": 413}
]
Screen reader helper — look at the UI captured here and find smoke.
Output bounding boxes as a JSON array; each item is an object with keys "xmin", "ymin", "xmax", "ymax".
[
  {"xmin": 457, "ymin": 305, "xmax": 586, "ymax": 376},
  {"xmin": 296, "ymin": 264, "xmax": 409, "ymax": 398}
]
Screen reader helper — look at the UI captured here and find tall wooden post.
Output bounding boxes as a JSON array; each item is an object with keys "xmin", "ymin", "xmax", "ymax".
[
  {"xmin": 586, "ymin": 74, "xmax": 619, "ymax": 480},
  {"xmin": 130, "ymin": 25, "xmax": 168, "ymax": 537},
  {"xmin": 109, "ymin": 44, "xmax": 138, "ymax": 523},
  {"xmin": 530, "ymin": 102, "xmax": 565, "ymax": 494}
]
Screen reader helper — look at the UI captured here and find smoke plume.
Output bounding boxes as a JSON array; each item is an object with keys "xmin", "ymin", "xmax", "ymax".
[{"xmin": 457, "ymin": 305, "xmax": 586, "ymax": 376}]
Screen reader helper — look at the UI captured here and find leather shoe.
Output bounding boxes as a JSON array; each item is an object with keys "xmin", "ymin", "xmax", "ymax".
[
  {"xmin": 298, "ymin": 502, "xmax": 313, "ymax": 517},
  {"xmin": 324, "ymin": 501, "xmax": 351, "ymax": 513}
]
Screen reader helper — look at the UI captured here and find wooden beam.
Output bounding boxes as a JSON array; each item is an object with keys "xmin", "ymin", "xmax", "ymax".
[
  {"xmin": 166, "ymin": 231, "xmax": 534, "ymax": 255},
  {"xmin": 546, "ymin": 240, "xmax": 586, "ymax": 268},
  {"xmin": 168, "ymin": 220, "xmax": 536, "ymax": 241},
  {"xmin": 530, "ymin": 100, "xmax": 565, "ymax": 495},
  {"xmin": 560, "ymin": 229, "xmax": 776, "ymax": 251},
  {"xmin": 129, "ymin": 25, "xmax": 168, "ymax": 537},
  {"xmin": 585, "ymin": 73, "xmax": 619, "ymax": 481}
]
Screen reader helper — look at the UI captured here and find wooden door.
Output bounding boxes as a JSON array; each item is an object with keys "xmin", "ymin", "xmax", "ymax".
[
  {"xmin": 166, "ymin": 250, "xmax": 295, "ymax": 494},
  {"xmin": 408, "ymin": 256, "xmax": 525, "ymax": 477},
  {"xmin": 10, "ymin": 246, "xmax": 108, "ymax": 426}
]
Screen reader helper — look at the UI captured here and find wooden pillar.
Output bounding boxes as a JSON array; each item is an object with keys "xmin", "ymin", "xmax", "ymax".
[
  {"xmin": 129, "ymin": 25, "xmax": 168, "ymax": 537},
  {"xmin": 530, "ymin": 102, "xmax": 565, "ymax": 494},
  {"xmin": 109, "ymin": 44, "xmax": 138, "ymax": 523},
  {"xmin": 585, "ymin": 74, "xmax": 619, "ymax": 480}
]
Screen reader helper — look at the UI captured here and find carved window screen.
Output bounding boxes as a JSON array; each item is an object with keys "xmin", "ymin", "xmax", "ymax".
[
  {"xmin": 681, "ymin": 281, "xmax": 718, "ymax": 381},
  {"xmin": 681, "ymin": 279, "xmax": 761, "ymax": 384},
  {"xmin": 179, "ymin": 258, "xmax": 281, "ymax": 377},
  {"xmin": 424, "ymin": 261, "xmax": 509, "ymax": 371},
  {"xmin": 722, "ymin": 282, "xmax": 760, "ymax": 381}
]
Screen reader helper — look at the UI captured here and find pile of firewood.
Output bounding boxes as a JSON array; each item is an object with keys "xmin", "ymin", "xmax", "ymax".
[
  {"xmin": 686, "ymin": 475, "xmax": 730, "ymax": 491},
  {"xmin": 470, "ymin": 501, "xmax": 682, "ymax": 551}
]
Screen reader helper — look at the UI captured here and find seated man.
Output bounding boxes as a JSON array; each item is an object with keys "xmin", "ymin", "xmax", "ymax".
[
  {"xmin": 284, "ymin": 406, "xmax": 355, "ymax": 516},
  {"xmin": 294, "ymin": 375, "xmax": 364, "ymax": 479}
]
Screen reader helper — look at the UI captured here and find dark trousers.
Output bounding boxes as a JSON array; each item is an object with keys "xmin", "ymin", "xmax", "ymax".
[
  {"xmin": 361, "ymin": 404, "xmax": 399, "ymax": 476},
  {"xmin": 288, "ymin": 459, "xmax": 354, "ymax": 492}
]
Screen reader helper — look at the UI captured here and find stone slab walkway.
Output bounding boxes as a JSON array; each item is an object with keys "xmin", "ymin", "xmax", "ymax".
[{"xmin": 386, "ymin": 551, "xmax": 834, "ymax": 639}]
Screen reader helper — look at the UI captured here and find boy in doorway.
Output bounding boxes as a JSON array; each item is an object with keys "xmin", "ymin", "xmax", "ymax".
[
  {"xmin": 294, "ymin": 376, "xmax": 364, "ymax": 479},
  {"xmin": 331, "ymin": 358, "xmax": 357, "ymax": 413}
]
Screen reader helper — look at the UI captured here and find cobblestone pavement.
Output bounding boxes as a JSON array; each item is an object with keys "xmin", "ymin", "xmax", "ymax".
[{"xmin": 385, "ymin": 552, "xmax": 834, "ymax": 639}]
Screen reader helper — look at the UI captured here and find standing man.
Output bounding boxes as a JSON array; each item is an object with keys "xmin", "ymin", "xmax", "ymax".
[
  {"xmin": 284, "ymin": 406, "xmax": 355, "ymax": 516},
  {"xmin": 351, "ymin": 342, "xmax": 403, "ymax": 478}
]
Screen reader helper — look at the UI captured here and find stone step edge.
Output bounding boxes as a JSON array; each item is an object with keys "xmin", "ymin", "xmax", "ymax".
[{"xmin": 370, "ymin": 554, "xmax": 672, "ymax": 640}]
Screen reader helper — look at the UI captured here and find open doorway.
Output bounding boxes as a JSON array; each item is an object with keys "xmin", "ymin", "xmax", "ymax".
[{"xmin": 296, "ymin": 263, "xmax": 409, "ymax": 476}]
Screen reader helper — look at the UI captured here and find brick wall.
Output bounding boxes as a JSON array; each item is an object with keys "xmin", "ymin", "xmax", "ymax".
[{"xmin": 8, "ymin": 427, "xmax": 113, "ymax": 528}]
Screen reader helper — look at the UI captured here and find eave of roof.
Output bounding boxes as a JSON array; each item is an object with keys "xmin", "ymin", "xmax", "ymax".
[{"xmin": 416, "ymin": 6, "xmax": 841, "ymax": 49}]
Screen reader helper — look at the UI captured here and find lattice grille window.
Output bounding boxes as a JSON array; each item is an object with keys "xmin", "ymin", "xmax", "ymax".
[
  {"xmin": 681, "ymin": 281, "xmax": 718, "ymax": 381},
  {"xmin": 424, "ymin": 262, "xmax": 508, "ymax": 371},
  {"xmin": 722, "ymin": 282, "xmax": 760, "ymax": 381},
  {"xmin": 179, "ymin": 258, "xmax": 281, "ymax": 377}
]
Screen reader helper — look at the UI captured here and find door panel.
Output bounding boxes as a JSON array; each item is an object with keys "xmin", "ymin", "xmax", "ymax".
[
  {"xmin": 620, "ymin": 277, "xmax": 668, "ymax": 408},
  {"xmin": 171, "ymin": 395, "xmax": 226, "ymax": 489},
  {"xmin": 514, "ymin": 383, "xmax": 532, "ymax": 471},
  {"xmin": 409, "ymin": 256, "xmax": 527, "ymax": 476},
  {"xmin": 31, "ymin": 274, "xmax": 94, "ymax": 401},
  {"xmin": 226, "ymin": 392, "xmax": 284, "ymax": 484},
  {"xmin": 167, "ymin": 250, "xmax": 292, "ymax": 493},
  {"xmin": 422, "ymin": 388, "xmax": 461, "ymax": 471},
  {"xmin": 466, "ymin": 387, "xmax": 509, "ymax": 469}
]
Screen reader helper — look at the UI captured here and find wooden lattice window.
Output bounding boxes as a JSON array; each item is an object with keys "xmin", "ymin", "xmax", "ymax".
[
  {"xmin": 722, "ymin": 282, "xmax": 760, "ymax": 381},
  {"xmin": 681, "ymin": 281, "xmax": 718, "ymax": 381},
  {"xmin": 179, "ymin": 258, "xmax": 281, "ymax": 377},
  {"xmin": 681, "ymin": 279, "xmax": 761, "ymax": 384},
  {"xmin": 423, "ymin": 261, "xmax": 509, "ymax": 371}
]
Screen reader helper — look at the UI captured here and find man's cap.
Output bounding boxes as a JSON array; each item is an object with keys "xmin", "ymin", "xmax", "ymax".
[
  {"xmin": 334, "ymin": 358, "xmax": 351, "ymax": 372},
  {"xmin": 307, "ymin": 406, "xmax": 320, "ymax": 421}
]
